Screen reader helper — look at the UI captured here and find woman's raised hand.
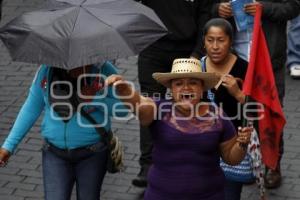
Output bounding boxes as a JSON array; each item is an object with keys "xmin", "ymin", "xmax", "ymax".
[
  {"xmin": 105, "ymin": 74, "xmax": 125, "ymax": 87},
  {"xmin": 221, "ymin": 74, "xmax": 245, "ymax": 103},
  {"xmin": 244, "ymin": 2, "xmax": 262, "ymax": 16},
  {"xmin": 105, "ymin": 74, "xmax": 134, "ymax": 98},
  {"xmin": 218, "ymin": 2, "xmax": 233, "ymax": 18}
]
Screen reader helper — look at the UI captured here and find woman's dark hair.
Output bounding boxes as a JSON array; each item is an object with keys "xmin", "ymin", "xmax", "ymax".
[{"xmin": 203, "ymin": 18, "xmax": 233, "ymax": 42}]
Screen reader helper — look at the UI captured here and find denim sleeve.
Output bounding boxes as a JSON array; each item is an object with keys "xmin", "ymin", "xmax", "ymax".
[{"xmin": 1, "ymin": 66, "xmax": 46, "ymax": 153}]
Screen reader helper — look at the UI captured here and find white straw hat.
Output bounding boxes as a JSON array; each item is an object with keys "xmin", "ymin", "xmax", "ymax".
[{"xmin": 152, "ymin": 58, "xmax": 220, "ymax": 91}]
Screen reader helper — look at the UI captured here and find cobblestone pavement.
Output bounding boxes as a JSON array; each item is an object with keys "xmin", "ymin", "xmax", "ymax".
[{"xmin": 0, "ymin": 0, "xmax": 300, "ymax": 199}]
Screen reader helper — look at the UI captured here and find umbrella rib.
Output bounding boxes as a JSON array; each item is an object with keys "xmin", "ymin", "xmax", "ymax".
[
  {"xmin": 13, "ymin": 7, "xmax": 82, "ymax": 63},
  {"xmin": 68, "ymin": 7, "xmax": 82, "ymax": 64},
  {"xmin": 84, "ymin": 8, "xmax": 134, "ymax": 52},
  {"xmin": 70, "ymin": 7, "xmax": 81, "ymax": 35},
  {"xmin": 81, "ymin": 7, "xmax": 115, "ymax": 29},
  {"xmin": 80, "ymin": 6, "xmax": 136, "ymax": 52}
]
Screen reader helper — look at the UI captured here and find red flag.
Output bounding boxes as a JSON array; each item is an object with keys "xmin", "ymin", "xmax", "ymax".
[{"xmin": 242, "ymin": 5, "xmax": 286, "ymax": 170}]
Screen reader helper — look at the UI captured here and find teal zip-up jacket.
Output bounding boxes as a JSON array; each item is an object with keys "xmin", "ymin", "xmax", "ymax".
[{"xmin": 2, "ymin": 62, "xmax": 128, "ymax": 153}]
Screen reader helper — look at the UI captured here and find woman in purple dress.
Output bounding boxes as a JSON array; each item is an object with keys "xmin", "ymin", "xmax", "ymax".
[{"xmin": 106, "ymin": 58, "xmax": 252, "ymax": 200}]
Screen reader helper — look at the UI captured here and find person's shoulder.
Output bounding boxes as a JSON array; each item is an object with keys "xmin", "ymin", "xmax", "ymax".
[{"xmin": 236, "ymin": 56, "xmax": 248, "ymax": 66}]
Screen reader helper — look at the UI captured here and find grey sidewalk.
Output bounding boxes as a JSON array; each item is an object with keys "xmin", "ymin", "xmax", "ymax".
[{"xmin": 0, "ymin": 0, "xmax": 300, "ymax": 200}]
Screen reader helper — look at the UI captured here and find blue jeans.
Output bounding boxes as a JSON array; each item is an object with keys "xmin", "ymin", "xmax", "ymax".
[
  {"xmin": 224, "ymin": 180, "xmax": 243, "ymax": 200},
  {"xmin": 287, "ymin": 15, "xmax": 300, "ymax": 69},
  {"xmin": 42, "ymin": 142, "xmax": 107, "ymax": 200}
]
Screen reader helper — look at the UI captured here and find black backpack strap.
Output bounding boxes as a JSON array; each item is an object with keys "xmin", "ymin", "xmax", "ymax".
[
  {"xmin": 79, "ymin": 108, "xmax": 108, "ymax": 139},
  {"xmin": 68, "ymin": 91, "xmax": 109, "ymax": 142}
]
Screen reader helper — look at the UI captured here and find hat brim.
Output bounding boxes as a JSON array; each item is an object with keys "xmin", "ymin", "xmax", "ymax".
[{"xmin": 152, "ymin": 72, "xmax": 220, "ymax": 91}]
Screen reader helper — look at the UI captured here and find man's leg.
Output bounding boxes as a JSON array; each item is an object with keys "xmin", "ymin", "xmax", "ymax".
[
  {"xmin": 264, "ymin": 66, "xmax": 285, "ymax": 189},
  {"xmin": 224, "ymin": 180, "xmax": 243, "ymax": 200},
  {"xmin": 287, "ymin": 15, "xmax": 300, "ymax": 78}
]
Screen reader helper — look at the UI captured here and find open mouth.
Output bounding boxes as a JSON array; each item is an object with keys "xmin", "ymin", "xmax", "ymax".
[{"xmin": 180, "ymin": 93, "xmax": 196, "ymax": 100}]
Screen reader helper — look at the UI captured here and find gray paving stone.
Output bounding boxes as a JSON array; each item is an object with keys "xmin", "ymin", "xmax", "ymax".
[
  {"xmin": 123, "ymin": 153, "xmax": 136, "ymax": 161},
  {"xmin": 102, "ymin": 184, "xmax": 129, "ymax": 193},
  {"xmin": 22, "ymin": 177, "xmax": 42, "ymax": 185},
  {"xmin": 0, "ymin": 168, "xmax": 20, "ymax": 175},
  {"xmin": 8, "ymin": 155, "xmax": 31, "ymax": 163},
  {"xmin": 17, "ymin": 143, "xmax": 41, "ymax": 152},
  {"xmin": 24, "ymin": 198, "xmax": 41, "ymax": 200},
  {"xmin": 6, "ymin": 162, "xmax": 39, "ymax": 171},
  {"xmin": 0, "ymin": 174, "xmax": 24, "ymax": 182},
  {"xmin": 26, "ymin": 138, "xmax": 43, "ymax": 146},
  {"xmin": 102, "ymin": 191, "xmax": 139, "ymax": 200},
  {"xmin": 14, "ymin": 189, "xmax": 43, "ymax": 198},
  {"xmin": 5, "ymin": 182, "xmax": 36, "ymax": 191},
  {"xmin": 17, "ymin": 169, "xmax": 42, "ymax": 179},
  {"xmin": 34, "ymin": 185, "xmax": 43, "ymax": 192},
  {"xmin": 0, "ymin": 195, "xmax": 24, "ymax": 200},
  {"xmin": 15, "ymin": 150, "xmax": 41, "ymax": 159},
  {"xmin": 0, "ymin": 187, "xmax": 15, "ymax": 195}
]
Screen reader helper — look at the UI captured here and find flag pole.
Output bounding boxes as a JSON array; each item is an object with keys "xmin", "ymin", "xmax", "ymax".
[{"xmin": 242, "ymin": 95, "xmax": 249, "ymax": 127}]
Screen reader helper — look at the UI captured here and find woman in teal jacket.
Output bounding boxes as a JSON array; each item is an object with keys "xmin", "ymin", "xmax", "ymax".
[{"xmin": 0, "ymin": 62, "xmax": 127, "ymax": 200}]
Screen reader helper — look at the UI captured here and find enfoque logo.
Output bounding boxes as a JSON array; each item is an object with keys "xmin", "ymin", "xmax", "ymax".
[{"xmin": 48, "ymin": 75, "xmax": 265, "ymax": 127}]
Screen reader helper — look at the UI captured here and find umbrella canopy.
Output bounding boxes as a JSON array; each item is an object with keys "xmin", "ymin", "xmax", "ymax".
[{"xmin": 0, "ymin": 0, "xmax": 167, "ymax": 69}]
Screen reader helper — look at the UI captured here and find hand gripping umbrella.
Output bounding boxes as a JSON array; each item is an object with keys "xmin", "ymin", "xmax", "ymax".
[{"xmin": 0, "ymin": 0, "xmax": 167, "ymax": 69}]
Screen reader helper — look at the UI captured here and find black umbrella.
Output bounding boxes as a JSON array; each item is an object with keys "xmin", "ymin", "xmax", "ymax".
[{"xmin": 0, "ymin": 0, "xmax": 167, "ymax": 69}]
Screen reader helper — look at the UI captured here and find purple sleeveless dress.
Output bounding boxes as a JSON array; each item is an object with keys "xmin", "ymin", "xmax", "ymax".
[{"xmin": 144, "ymin": 100, "xmax": 236, "ymax": 200}]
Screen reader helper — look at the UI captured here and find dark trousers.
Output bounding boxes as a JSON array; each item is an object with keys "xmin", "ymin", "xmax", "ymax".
[
  {"xmin": 224, "ymin": 180, "xmax": 243, "ymax": 200},
  {"xmin": 137, "ymin": 45, "xmax": 191, "ymax": 174},
  {"xmin": 275, "ymin": 66, "xmax": 285, "ymax": 164}
]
